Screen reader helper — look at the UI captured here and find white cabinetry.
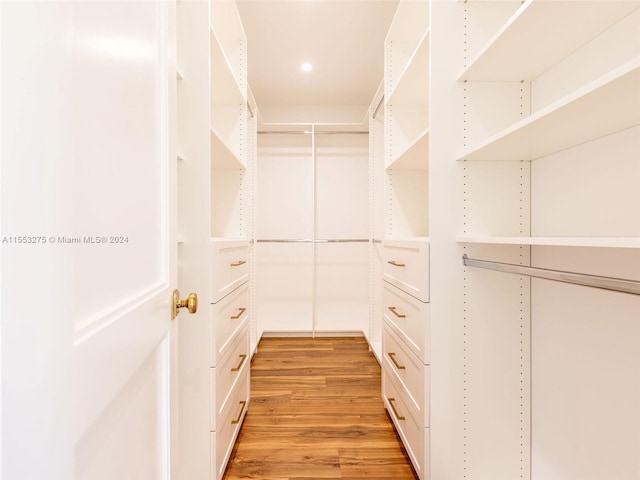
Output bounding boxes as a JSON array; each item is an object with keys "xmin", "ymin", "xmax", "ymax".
[
  {"xmin": 379, "ymin": 2, "xmax": 431, "ymax": 479},
  {"xmin": 383, "ymin": 239, "xmax": 430, "ymax": 303},
  {"xmin": 177, "ymin": 1, "xmax": 252, "ymax": 478},
  {"xmin": 429, "ymin": 1, "xmax": 640, "ymax": 479}
]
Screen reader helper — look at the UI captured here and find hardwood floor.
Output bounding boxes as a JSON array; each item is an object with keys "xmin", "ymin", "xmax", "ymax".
[{"xmin": 222, "ymin": 336, "xmax": 419, "ymax": 480}]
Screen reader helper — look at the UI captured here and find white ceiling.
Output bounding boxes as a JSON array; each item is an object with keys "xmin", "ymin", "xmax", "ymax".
[{"xmin": 236, "ymin": 0, "xmax": 399, "ymax": 125}]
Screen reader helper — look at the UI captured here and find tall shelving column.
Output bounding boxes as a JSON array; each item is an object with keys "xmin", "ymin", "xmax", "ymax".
[
  {"xmin": 369, "ymin": 82, "xmax": 385, "ymax": 361},
  {"xmin": 247, "ymin": 89, "xmax": 259, "ymax": 355},
  {"xmin": 380, "ymin": 1, "xmax": 431, "ymax": 479},
  {"xmin": 209, "ymin": 1, "xmax": 251, "ymax": 479},
  {"xmin": 177, "ymin": 1, "xmax": 252, "ymax": 478},
  {"xmin": 430, "ymin": 1, "xmax": 640, "ymax": 479}
]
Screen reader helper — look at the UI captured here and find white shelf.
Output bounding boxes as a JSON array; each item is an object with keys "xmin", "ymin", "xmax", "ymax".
[
  {"xmin": 457, "ymin": 236, "xmax": 640, "ymax": 249},
  {"xmin": 211, "ymin": 129, "xmax": 244, "ymax": 169},
  {"xmin": 387, "ymin": 106, "xmax": 429, "ymax": 166},
  {"xmin": 386, "ymin": 128, "xmax": 429, "ymax": 170},
  {"xmin": 456, "ymin": 57, "xmax": 640, "ymax": 162},
  {"xmin": 385, "ymin": 0, "xmax": 430, "ymax": 100},
  {"xmin": 176, "ymin": 68, "xmax": 184, "ymax": 80},
  {"xmin": 387, "ymin": 29, "xmax": 430, "ymax": 106},
  {"xmin": 210, "ymin": 26, "xmax": 245, "ymax": 105},
  {"xmin": 209, "ymin": 1, "xmax": 247, "ymax": 98},
  {"xmin": 458, "ymin": 0, "xmax": 639, "ymax": 81}
]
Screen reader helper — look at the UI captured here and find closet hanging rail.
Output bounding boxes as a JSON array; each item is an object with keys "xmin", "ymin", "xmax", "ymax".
[
  {"xmin": 462, "ymin": 255, "xmax": 640, "ymax": 296},
  {"xmin": 257, "ymin": 130, "xmax": 368, "ymax": 135},
  {"xmin": 372, "ymin": 95, "xmax": 385, "ymax": 119},
  {"xmin": 257, "ymin": 239, "xmax": 369, "ymax": 244}
]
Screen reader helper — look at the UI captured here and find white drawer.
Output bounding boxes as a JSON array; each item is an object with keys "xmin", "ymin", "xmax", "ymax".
[
  {"xmin": 383, "ymin": 282, "xmax": 430, "ymax": 363},
  {"xmin": 383, "ymin": 239, "xmax": 429, "ymax": 302},
  {"xmin": 211, "ymin": 239, "xmax": 249, "ymax": 303},
  {"xmin": 212, "ymin": 372, "xmax": 249, "ymax": 480},
  {"xmin": 383, "ymin": 367, "xmax": 425, "ymax": 478},
  {"xmin": 383, "ymin": 322, "xmax": 429, "ymax": 427},
  {"xmin": 211, "ymin": 283, "xmax": 249, "ymax": 365},
  {"xmin": 211, "ymin": 322, "xmax": 250, "ymax": 429}
]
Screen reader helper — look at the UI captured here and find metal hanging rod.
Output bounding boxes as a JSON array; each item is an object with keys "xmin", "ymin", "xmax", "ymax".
[
  {"xmin": 247, "ymin": 102, "xmax": 254, "ymax": 118},
  {"xmin": 372, "ymin": 95, "xmax": 385, "ymax": 119},
  {"xmin": 257, "ymin": 239, "xmax": 369, "ymax": 244},
  {"xmin": 257, "ymin": 130, "xmax": 368, "ymax": 135},
  {"xmin": 462, "ymin": 255, "xmax": 640, "ymax": 296}
]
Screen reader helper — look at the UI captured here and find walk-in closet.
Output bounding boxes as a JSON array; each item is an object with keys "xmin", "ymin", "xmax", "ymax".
[
  {"xmin": 176, "ymin": 0, "xmax": 640, "ymax": 479},
  {"xmin": 2, "ymin": 1, "xmax": 638, "ymax": 479}
]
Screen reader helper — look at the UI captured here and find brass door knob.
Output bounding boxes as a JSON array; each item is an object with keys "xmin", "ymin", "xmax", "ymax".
[{"xmin": 171, "ymin": 289, "xmax": 198, "ymax": 320}]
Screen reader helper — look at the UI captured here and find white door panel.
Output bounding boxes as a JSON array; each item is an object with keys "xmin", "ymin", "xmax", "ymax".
[
  {"xmin": 1, "ymin": 2, "xmax": 176, "ymax": 479},
  {"xmin": 75, "ymin": 341, "xmax": 168, "ymax": 480}
]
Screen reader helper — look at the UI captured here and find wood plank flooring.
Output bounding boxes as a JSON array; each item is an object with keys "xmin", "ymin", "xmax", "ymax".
[{"xmin": 222, "ymin": 336, "xmax": 419, "ymax": 480}]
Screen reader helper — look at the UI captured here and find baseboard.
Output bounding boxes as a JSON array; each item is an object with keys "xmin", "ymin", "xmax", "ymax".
[{"xmin": 260, "ymin": 330, "xmax": 365, "ymax": 338}]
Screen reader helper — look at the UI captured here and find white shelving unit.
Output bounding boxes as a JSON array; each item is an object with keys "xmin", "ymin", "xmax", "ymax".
[
  {"xmin": 456, "ymin": 236, "xmax": 640, "ymax": 249},
  {"xmin": 457, "ymin": 58, "xmax": 640, "ymax": 162},
  {"xmin": 247, "ymin": 90, "xmax": 259, "ymax": 357},
  {"xmin": 177, "ymin": 1, "xmax": 252, "ymax": 479},
  {"xmin": 385, "ymin": 19, "xmax": 429, "ymax": 170},
  {"xmin": 380, "ymin": 2, "xmax": 431, "ymax": 479},
  {"xmin": 369, "ymin": 82, "xmax": 386, "ymax": 362},
  {"xmin": 429, "ymin": 2, "xmax": 640, "ymax": 480},
  {"xmin": 385, "ymin": 0, "xmax": 430, "ymax": 101},
  {"xmin": 384, "ymin": 0, "xmax": 430, "ymax": 244},
  {"xmin": 458, "ymin": 0, "xmax": 639, "ymax": 82}
]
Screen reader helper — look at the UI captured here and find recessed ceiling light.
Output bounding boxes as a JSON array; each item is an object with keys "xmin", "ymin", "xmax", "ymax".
[{"xmin": 301, "ymin": 63, "xmax": 313, "ymax": 72}]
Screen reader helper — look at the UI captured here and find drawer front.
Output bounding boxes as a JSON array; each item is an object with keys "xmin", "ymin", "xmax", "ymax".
[
  {"xmin": 211, "ymin": 283, "xmax": 249, "ymax": 365},
  {"xmin": 383, "ymin": 368, "xmax": 425, "ymax": 478},
  {"xmin": 383, "ymin": 239, "xmax": 429, "ymax": 302},
  {"xmin": 383, "ymin": 322, "xmax": 429, "ymax": 426},
  {"xmin": 212, "ymin": 322, "xmax": 250, "ymax": 429},
  {"xmin": 383, "ymin": 282, "xmax": 430, "ymax": 363},
  {"xmin": 214, "ymin": 372, "xmax": 249, "ymax": 480},
  {"xmin": 211, "ymin": 240, "xmax": 249, "ymax": 303}
]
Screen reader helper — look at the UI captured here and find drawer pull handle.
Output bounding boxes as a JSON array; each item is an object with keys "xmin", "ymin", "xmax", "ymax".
[
  {"xmin": 231, "ymin": 354, "xmax": 247, "ymax": 372},
  {"xmin": 388, "ymin": 352, "xmax": 406, "ymax": 370},
  {"xmin": 230, "ymin": 260, "xmax": 246, "ymax": 267},
  {"xmin": 387, "ymin": 260, "xmax": 405, "ymax": 267},
  {"xmin": 388, "ymin": 397, "xmax": 405, "ymax": 421},
  {"xmin": 231, "ymin": 400, "xmax": 247, "ymax": 425},
  {"xmin": 388, "ymin": 306, "xmax": 406, "ymax": 318},
  {"xmin": 230, "ymin": 307, "xmax": 247, "ymax": 320}
]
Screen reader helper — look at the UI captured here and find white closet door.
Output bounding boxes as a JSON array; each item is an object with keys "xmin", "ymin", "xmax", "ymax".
[
  {"xmin": 1, "ymin": 2, "xmax": 176, "ymax": 478},
  {"xmin": 315, "ymin": 134, "xmax": 369, "ymax": 333},
  {"xmin": 256, "ymin": 134, "xmax": 313, "ymax": 334}
]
